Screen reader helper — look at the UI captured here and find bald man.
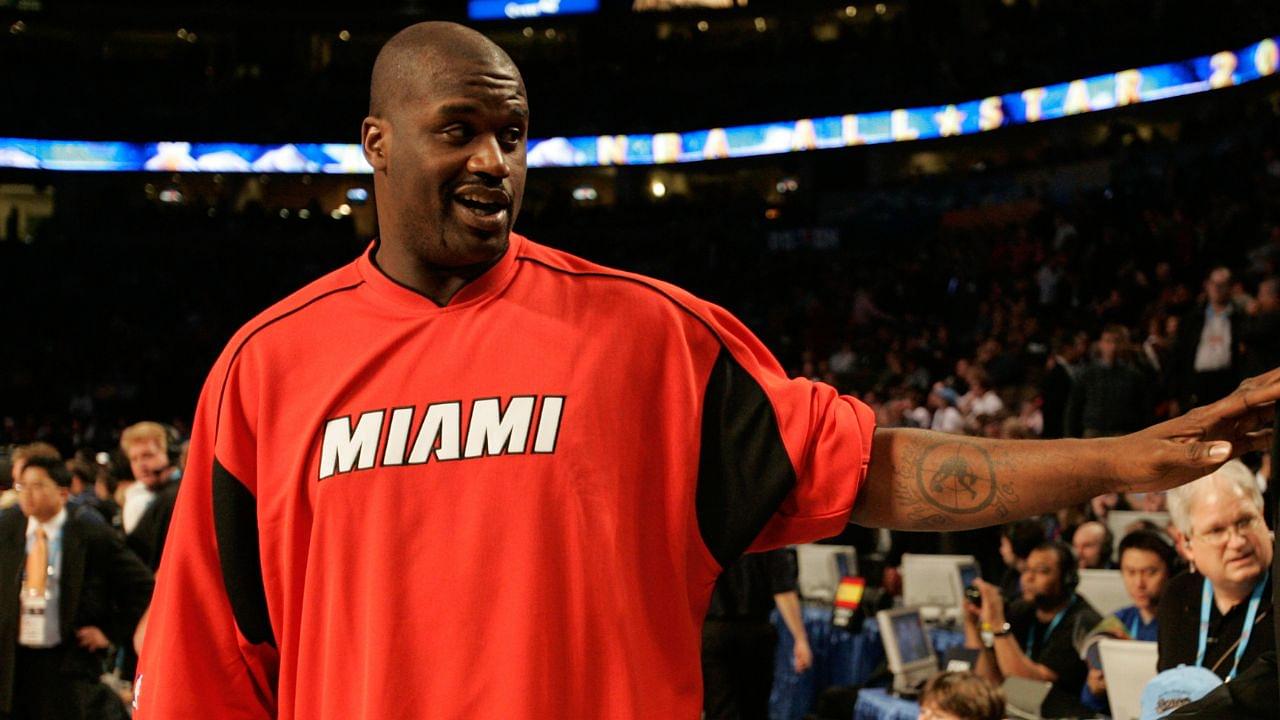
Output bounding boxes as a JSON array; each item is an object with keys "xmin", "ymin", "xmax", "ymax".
[
  {"xmin": 134, "ymin": 22, "xmax": 1280, "ymax": 720},
  {"xmin": 1072, "ymin": 520, "xmax": 1114, "ymax": 569}
]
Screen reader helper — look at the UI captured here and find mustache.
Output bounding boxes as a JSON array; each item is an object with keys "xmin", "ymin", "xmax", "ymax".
[{"xmin": 448, "ymin": 176, "xmax": 511, "ymax": 196}]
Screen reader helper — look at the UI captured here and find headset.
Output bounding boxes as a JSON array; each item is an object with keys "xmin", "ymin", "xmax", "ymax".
[
  {"xmin": 161, "ymin": 423, "xmax": 182, "ymax": 467},
  {"xmin": 1045, "ymin": 540, "xmax": 1079, "ymax": 594}
]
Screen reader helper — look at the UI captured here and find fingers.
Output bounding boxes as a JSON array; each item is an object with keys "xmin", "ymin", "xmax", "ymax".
[
  {"xmin": 1242, "ymin": 428, "xmax": 1275, "ymax": 455},
  {"xmin": 1185, "ymin": 441, "xmax": 1233, "ymax": 466},
  {"xmin": 1234, "ymin": 367, "xmax": 1280, "ymax": 410}
]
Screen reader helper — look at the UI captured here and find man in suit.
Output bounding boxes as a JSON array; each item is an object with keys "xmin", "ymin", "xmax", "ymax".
[
  {"xmin": 1, "ymin": 456, "xmax": 154, "ymax": 719},
  {"xmin": 1171, "ymin": 267, "xmax": 1243, "ymax": 412}
]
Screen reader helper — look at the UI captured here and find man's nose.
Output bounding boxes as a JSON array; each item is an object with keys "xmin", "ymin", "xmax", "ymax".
[
  {"xmin": 467, "ymin": 135, "xmax": 510, "ymax": 180},
  {"xmin": 1225, "ymin": 530, "xmax": 1250, "ymax": 552}
]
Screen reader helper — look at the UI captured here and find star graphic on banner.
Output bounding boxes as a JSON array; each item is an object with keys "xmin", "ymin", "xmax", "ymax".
[{"xmin": 935, "ymin": 104, "xmax": 966, "ymax": 137}]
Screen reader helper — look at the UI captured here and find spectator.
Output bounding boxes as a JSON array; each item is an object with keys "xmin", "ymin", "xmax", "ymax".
[
  {"xmin": 119, "ymin": 422, "xmax": 180, "ymax": 571},
  {"xmin": 1063, "ymin": 325, "xmax": 1151, "ymax": 438},
  {"xmin": 702, "ymin": 549, "xmax": 810, "ymax": 720},
  {"xmin": 916, "ymin": 671, "xmax": 1004, "ymax": 720},
  {"xmin": 965, "ymin": 542, "xmax": 1102, "ymax": 714},
  {"xmin": 1039, "ymin": 330, "xmax": 1087, "ymax": 439},
  {"xmin": 1241, "ymin": 276, "xmax": 1280, "ymax": 376},
  {"xmin": 998, "ymin": 519, "xmax": 1046, "ymax": 604},
  {"xmin": 2, "ymin": 443, "xmax": 60, "ymax": 510},
  {"xmin": 958, "ymin": 368, "xmax": 1002, "ymax": 422},
  {"xmin": 1170, "ymin": 267, "xmax": 1242, "ymax": 410},
  {"xmin": 91, "ymin": 464, "xmax": 123, "ymax": 532},
  {"xmin": 1158, "ymin": 461, "xmax": 1273, "ymax": 681},
  {"xmin": 927, "ymin": 384, "xmax": 965, "ymax": 434},
  {"xmin": 1115, "ymin": 529, "xmax": 1178, "ymax": 639},
  {"xmin": 64, "ymin": 459, "xmax": 109, "ymax": 525},
  {"xmin": 1080, "ymin": 529, "xmax": 1178, "ymax": 712},
  {"xmin": 0, "ymin": 455, "xmax": 154, "ymax": 719},
  {"xmin": 1071, "ymin": 521, "xmax": 1113, "ymax": 570}
]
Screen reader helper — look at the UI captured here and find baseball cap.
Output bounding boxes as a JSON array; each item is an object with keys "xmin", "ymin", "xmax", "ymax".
[{"xmin": 1140, "ymin": 666, "xmax": 1223, "ymax": 719}]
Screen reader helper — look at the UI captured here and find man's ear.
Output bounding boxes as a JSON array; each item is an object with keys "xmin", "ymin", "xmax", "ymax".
[
  {"xmin": 1171, "ymin": 527, "xmax": 1195, "ymax": 562},
  {"xmin": 362, "ymin": 116, "xmax": 389, "ymax": 172}
]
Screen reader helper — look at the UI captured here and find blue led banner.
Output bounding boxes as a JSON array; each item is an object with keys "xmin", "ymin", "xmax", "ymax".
[
  {"xmin": 1, "ymin": 36, "xmax": 1275, "ymax": 173},
  {"xmin": 468, "ymin": 0, "xmax": 599, "ymax": 21}
]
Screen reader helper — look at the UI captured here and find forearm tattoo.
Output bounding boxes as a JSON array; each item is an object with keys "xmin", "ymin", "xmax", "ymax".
[{"xmin": 896, "ymin": 440, "xmax": 1021, "ymax": 528}]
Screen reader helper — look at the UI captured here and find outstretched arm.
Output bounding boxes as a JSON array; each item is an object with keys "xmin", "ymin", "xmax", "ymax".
[{"xmin": 851, "ymin": 368, "xmax": 1278, "ymax": 531}]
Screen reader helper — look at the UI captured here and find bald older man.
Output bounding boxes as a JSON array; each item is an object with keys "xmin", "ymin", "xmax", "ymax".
[
  {"xmin": 1072, "ymin": 521, "xmax": 1114, "ymax": 570},
  {"xmin": 133, "ymin": 22, "xmax": 1280, "ymax": 720}
]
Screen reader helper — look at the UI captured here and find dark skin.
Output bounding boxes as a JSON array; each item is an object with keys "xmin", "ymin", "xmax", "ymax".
[
  {"xmin": 362, "ymin": 21, "xmax": 1280, "ymax": 533},
  {"xmin": 361, "ymin": 22, "xmax": 528, "ymax": 306}
]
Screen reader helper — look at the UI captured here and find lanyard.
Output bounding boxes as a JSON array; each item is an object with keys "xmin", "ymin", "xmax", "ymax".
[
  {"xmin": 1128, "ymin": 615, "xmax": 1141, "ymax": 639},
  {"xmin": 1025, "ymin": 595, "xmax": 1073, "ymax": 658},
  {"xmin": 1195, "ymin": 571, "xmax": 1269, "ymax": 682}
]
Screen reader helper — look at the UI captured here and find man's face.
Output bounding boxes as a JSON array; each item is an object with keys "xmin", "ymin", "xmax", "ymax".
[
  {"xmin": 1185, "ymin": 483, "xmax": 1272, "ymax": 590},
  {"xmin": 16, "ymin": 466, "xmax": 67, "ymax": 523},
  {"xmin": 1120, "ymin": 548, "xmax": 1169, "ymax": 613},
  {"xmin": 126, "ymin": 439, "xmax": 171, "ymax": 490},
  {"xmin": 366, "ymin": 52, "xmax": 528, "ymax": 270},
  {"xmin": 1021, "ymin": 549, "xmax": 1064, "ymax": 605},
  {"xmin": 1205, "ymin": 269, "xmax": 1231, "ymax": 306},
  {"xmin": 1072, "ymin": 525, "xmax": 1106, "ymax": 569},
  {"xmin": 1097, "ymin": 332, "xmax": 1119, "ymax": 363}
]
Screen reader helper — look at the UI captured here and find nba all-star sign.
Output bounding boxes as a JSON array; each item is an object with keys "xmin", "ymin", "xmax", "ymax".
[{"xmin": 1, "ymin": 36, "xmax": 1276, "ymax": 172}]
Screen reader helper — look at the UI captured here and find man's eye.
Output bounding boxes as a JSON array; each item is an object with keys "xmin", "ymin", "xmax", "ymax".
[
  {"xmin": 499, "ymin": 127, "xmax": 524, "ymax": 144},
  {"xmin": 443, "ymin": 126, "xmax": 471, "ymax": 140}
]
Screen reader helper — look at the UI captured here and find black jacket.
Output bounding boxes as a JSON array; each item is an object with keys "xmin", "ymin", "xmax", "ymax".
[
  {"xmin": 0, "ymin": 505, "xmax": 154, "ymax": 713},
  {"xmin": 1170, "ymin": 302, "xmax": 1244, "ymax": 405},
  {"xmin": 126, "ymin": 479, "xmax": 180, "ymax": 572}
]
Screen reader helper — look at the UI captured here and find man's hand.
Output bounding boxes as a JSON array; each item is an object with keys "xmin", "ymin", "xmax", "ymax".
[
  {"xmin": 792, "ymin": 639, "xmax": 813, "ymax": 673},
  {"xmin": 1086, "ymin": 667, "xmax": 1107, "ymax": 695},
  {"xmin": 974, "ymin": 580, "xmax": 1006, "ymax": 629},
  {"xmin": 76, "ymin": 625, "xmax": 110, "ymax": 651},
  {"xmin": 1114, "ymin": 368, "xmax": 1279, "ymax": 493}
]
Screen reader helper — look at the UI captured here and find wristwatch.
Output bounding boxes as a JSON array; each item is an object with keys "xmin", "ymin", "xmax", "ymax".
[{"xmin": 980, "ymin": 622, "xmax": 1012, "ymax": 648}]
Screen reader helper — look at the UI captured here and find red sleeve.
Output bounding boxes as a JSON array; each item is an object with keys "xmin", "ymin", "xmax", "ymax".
[
  {"xmin": 689, "ymin": 300, "xmax": 876, "ymax": 565},
  {"xmin": 133, "ymin": 340, "xmax": 278, "ymax": 719}
]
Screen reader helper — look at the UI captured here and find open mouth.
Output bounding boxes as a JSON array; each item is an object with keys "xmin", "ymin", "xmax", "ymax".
[
  {"xmin": 450, "ymin": 188, "xmax": 511, "ymax": 234},
  {"xmin": 453, "ymin": 195, "xmax": 508, "ymax": 217}
]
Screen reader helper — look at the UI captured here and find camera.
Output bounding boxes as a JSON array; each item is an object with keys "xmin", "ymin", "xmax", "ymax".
[{"xmin": 964, "ymin": 584, "xmax": 982, "ymax": 608}]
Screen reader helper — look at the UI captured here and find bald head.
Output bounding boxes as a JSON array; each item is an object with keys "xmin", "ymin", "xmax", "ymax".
[
  {"xmin": 360, "ymin": 21, "xmax": 530, "ymax": 303},
  {"xmin": 1072, "ymin": 521, "xmax": 1111, "ymax": 569},
  {"xmin": 370, "ymin": 22, "xmax": 524, "ymax": 118}
]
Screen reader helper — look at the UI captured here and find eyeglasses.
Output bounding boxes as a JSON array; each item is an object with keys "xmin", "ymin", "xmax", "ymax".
[
  {"xmin": 13, "ymin": 481, "xmax": 56, "ymax": 493},
  {"xmin": 1192, "ymin": 515, "xmax": 1265, "ymax": 548}
]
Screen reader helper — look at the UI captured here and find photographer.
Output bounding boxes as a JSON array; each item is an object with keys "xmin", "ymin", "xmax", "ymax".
[{"xmin": 963, "ymin": 542, "xmax": 1102, "ymax": 712}]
